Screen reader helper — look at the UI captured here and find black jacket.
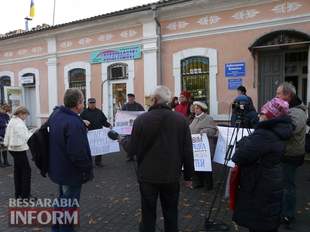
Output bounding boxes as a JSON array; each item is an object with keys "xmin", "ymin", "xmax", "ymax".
[
  {"xmin": 80, "ymin": 108, "xmax": 110, "ymax": 130},
  {"xmin": 232, "ymin": 116, "xmax": 293, "ymax": 231},
  {"xmin": 122, "ymin": 104, "xmax": 194, "ymax": 183},
  {"xmin": 122, "ymin": 102, "xmax": 144, "ymax": 111}
]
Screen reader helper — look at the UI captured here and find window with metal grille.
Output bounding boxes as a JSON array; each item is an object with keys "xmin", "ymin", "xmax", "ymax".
[
  {"xmin": 69, "ymin": 68, "xmax": 86, "ymax": 100},
  {"xmin": 181, "ymin": 56, "xmax": 209, "ymax": 107},
  {"xmin": 108, "ymin": 63, "xmax": 128, "ymax": 80},
  {"xmin": 0, "ymin": 76, "xmax": 11, "ymax": 104}
]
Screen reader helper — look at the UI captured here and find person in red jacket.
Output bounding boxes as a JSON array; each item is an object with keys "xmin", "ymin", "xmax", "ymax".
[{"xmin": 175, "ymin": 91, "xmax": 191, "ymax": 118}]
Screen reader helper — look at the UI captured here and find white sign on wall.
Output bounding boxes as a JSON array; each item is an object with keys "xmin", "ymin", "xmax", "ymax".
[
  {"xmin": 21, "ymin": 75, "xmax": 35, "ymax": 85},
  {"xmin": 87, "ymin": 128, "xmax": 120, "ymax": 156}
]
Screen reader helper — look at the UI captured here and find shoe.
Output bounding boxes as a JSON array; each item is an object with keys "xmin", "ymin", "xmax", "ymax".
[
  {"xmin": 126, "ymin": 158, "xmax": 135, "ymax": 162},
  {"xmin": 0, "ymin": 163, "xmax": 5, "ymax": 168},
  {"xmin": 281, "ymin": 216, "xmax": 295, "ymax": 226}
]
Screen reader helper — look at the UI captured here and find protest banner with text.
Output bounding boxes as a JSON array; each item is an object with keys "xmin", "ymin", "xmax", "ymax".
[
  {"xmin": 192, "ymin": 134, "xmax": 212, "ymax": 172},
  {"xmin": 87, "ymin": 128, "xmax": 120, "ymax": 156}
]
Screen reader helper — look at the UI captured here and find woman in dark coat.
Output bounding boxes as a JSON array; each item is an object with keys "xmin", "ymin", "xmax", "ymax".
[{"xmin": 232, "ymin": 98, "xmax": 293, "ymax": 232}]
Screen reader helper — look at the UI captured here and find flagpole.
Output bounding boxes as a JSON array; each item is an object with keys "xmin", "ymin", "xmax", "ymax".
[{"xmin": 52, "ymin": 0, "xmax": 56, "ymax": 25}]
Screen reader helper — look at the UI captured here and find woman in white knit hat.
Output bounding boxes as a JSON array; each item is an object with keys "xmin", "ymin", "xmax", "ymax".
[
  {"xmin": 4, "ymin": 106, "xmax": 33, "ymax": 199},
  {"xmin": 189, "ymin": 101, "xmax": 217, "ymax": 190}
]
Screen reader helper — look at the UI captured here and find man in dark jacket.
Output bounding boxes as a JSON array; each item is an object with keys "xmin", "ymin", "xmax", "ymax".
[
  {"xmin": 48, "ymin": 88, "xmax": 93, "ymax": 232},
  {"xmin": 276, "ymin": 82, "xmax": 307, "ymax": 226},
  {"xmin": 120, "ymin": 86, "xmax": 194, "ymax": 232},
  {"xmin": 80, "ymin": 98, "xmax": 111, "ymax": 167},
  {"xmin": 122, "ymin": 93, "xmax": 144, "ymax": 111}
]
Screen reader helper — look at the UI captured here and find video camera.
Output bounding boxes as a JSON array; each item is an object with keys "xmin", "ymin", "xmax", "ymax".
[{"xmin": 231, "ymin": 96, "xmax": 251, "ymax": 116}]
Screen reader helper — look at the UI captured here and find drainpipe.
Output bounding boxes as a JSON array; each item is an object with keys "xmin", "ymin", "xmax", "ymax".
[{"xmin": 151, "ymin": 5, "xmax": 162, "ymax": 85}]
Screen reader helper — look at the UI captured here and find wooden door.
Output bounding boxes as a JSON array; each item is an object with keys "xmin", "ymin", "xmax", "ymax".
[{"xmin": 258, "ymin": 51, "xmax": 284, "ymax": 107}]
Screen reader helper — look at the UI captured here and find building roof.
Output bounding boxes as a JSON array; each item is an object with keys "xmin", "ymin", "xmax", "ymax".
[{"xmin": 0, "ymin": 0, "xmax": 190, "ymax": 41}]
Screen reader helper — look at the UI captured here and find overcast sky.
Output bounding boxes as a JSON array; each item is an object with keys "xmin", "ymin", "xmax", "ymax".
[{"xmin": 0, "ymin": 0, "xmax": 157, "ymax": 34}]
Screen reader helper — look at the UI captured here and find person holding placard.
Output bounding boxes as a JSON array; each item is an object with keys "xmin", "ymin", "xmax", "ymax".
[
  {"xmin": 81, "ymin": 98, "xmax": 112, "ymax": 167},
  {"xmin": 190, "ymin": 101, "xmax": 217, "ymax": 190},
  {"xmin": 232, "ymin": 98, "xmax": 293, "ymax": 232}
]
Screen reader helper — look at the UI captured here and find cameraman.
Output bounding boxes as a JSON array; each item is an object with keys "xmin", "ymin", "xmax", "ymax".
[{"xmin": 231, "ymin": 85, "xmax": 258, "ymax": 128}]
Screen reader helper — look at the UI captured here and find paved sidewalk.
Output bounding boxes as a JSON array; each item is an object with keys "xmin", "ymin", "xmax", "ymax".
[{"xmin": 0, "ymin": 151, "xmax": 309, "ymax": 232}]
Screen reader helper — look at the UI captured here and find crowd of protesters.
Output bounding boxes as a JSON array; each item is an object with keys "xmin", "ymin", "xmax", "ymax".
[{"xmin": 0, "ymin": 81, "xmax": 308, "ymax": 232}]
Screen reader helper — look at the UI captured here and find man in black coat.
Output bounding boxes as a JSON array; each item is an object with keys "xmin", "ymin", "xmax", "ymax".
[
  {"xmin": 120, "ymin": 86, "xmax": 194, "ymax": 232},
  {"xmin": 80, "ymin": 98, "xmax": 111, "ymax": 167}
]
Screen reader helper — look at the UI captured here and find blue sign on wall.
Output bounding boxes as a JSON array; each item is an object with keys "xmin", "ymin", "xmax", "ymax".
[
  {"xmin": 225, "ymin": 62, "xmax": 246, "ymax": 77},
  {"xmin": 228, "ymin": 79, "xmax": 243, "ymax": 90}
]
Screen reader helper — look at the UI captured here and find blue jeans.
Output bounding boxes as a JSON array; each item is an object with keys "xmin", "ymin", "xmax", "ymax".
[
  {"xmin": 51, "ymin": 185, "xmax": 82, "ymax": 232},
  {"xmin": 282, "ymin": 163, "xmax": 298, "ymax": 218}
]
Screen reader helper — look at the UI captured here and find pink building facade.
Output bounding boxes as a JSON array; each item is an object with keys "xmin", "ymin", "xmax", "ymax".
[{"xmin": 0, "ymin": 0, "xmax": 309, "ymax": 126}]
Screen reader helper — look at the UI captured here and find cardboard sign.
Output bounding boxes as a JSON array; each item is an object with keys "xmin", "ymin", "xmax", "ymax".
[
  {"xmin": 192, "ymin": 134, "xmax": 212, "ymax": 172},
  {"xmin": 113, "ymin": 111, "xmax": 144, "ymax": 135},
  {"xmin": 87, "ymin": 128, "xmax": 120, "ymax": 156},
  {"xmin": 213, "ymin": 126, "xmax": 253, "ymax": 167}
]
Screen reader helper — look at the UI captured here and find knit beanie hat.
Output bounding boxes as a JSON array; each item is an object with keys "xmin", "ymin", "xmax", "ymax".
[{"xmin": 260, "ymin": 97, "xmax": 289, "ymax": 119}]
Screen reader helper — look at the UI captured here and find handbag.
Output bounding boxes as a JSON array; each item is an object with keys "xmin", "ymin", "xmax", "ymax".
[{"xmin": 229, "ymin": 165, "xmax": 241, "ymax": 210}]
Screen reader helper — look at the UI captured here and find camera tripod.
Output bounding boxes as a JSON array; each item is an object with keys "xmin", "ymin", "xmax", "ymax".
[{"xmin": 204, "ymin": 116, "xmax": 252, "ymax": 231}]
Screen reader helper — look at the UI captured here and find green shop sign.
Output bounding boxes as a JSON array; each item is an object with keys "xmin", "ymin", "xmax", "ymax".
[{"xmin": 90, "ymin": 45, "xmax": 142, "ymax": 64}]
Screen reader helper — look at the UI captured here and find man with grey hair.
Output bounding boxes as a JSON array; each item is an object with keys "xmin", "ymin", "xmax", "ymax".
[
  {"xmin": 276, "ymin": 82, "xmax": 307, "ymax": 227},
  {"xmin": 120, "ymin": 86, "xmax": 194, "ymax": 232},
  {"xmin": 48, "ymin": 88, "xmax": 93, "ymax": 232}
]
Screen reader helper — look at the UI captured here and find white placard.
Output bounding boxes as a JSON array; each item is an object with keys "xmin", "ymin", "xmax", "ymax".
[
  {"xmin": 213, "ymin": 126, "xmax": 253, "ymax": 167},
  {"xmin": 113, "ymin": 110, "xmax": 144, "ymax": 135},
  {"xmin": 192, "ymin": 133, "xmax": 212, "ymax": 172},
  {"xmin": 87, "ymin": 128, "xmax": 120, "ymax": 156}
]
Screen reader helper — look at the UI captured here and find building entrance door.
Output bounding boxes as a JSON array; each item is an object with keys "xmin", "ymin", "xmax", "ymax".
[
  {"xmin": 258, "ymin": 51, "xmax": 284, "ymax": 107},
  {"xmin": 250, "ymin": 30, "xmax": 310, "ymax": 108},
  {"xmin": 109, "ymin": 82, "xmax": 127, "ymax": 123}
]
